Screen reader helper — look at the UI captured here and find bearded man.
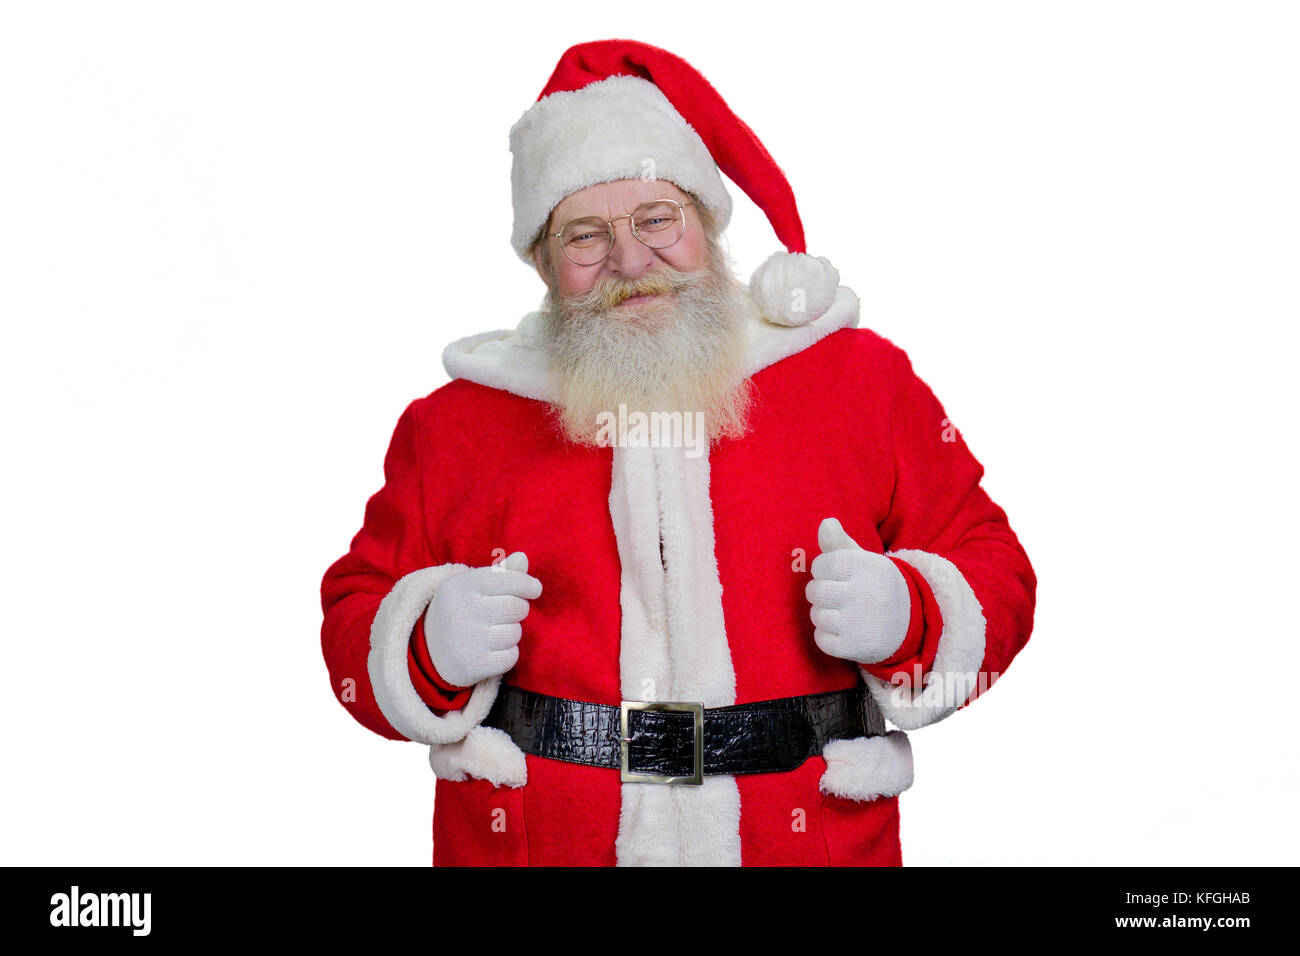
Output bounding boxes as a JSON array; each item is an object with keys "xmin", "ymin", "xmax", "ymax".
[{"xmin": 320, "ymin": 40, "xmax": 1037, "ymax": 867}]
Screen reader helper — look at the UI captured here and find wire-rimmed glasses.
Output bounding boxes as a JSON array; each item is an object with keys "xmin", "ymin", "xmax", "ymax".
[{"xmin": 550, "ymin": 199, "xmax": 694, "ymax": 266}]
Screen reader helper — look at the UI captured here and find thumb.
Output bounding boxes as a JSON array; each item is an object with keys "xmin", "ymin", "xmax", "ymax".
[
  {"xmin": 497, "ymin": 551, "xmax": 529, "ymax": 574},
  {"xmin": 817, "ymin": 517, "xmax": 862, "ymax": 553}
]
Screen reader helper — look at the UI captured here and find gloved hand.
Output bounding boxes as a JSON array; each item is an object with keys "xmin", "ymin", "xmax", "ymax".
[
  {"xmin": 806, "ymin": 518, "xmax": 911, "ymax": 665},
  {"xmin": 423, "ymin": 551, "xmax": 543, "ymax": 688}
]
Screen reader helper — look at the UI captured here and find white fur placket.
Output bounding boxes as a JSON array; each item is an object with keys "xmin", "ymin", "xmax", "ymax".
[{"xmin": 608, "ymin": 441, "xmax": 742, "ymax": 866}]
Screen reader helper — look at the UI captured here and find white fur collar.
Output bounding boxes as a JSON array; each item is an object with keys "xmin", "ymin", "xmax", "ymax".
[{"xmin": 440, "ymin": 283, "xmax": 861, "ymax": 402}]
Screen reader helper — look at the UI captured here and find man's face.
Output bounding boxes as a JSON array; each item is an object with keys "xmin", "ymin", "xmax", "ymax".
[
  {"xmin": 531, "ymin": 179, "xmax": 755, "ymax": 448},
  {"xmin": 534, "ymin": 179, "xmax": 710, "ymax": 306}
]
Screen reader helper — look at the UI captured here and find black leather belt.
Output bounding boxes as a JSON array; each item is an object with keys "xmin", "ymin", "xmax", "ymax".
[{"xmin": 482, "ymin": 682, "xmax": 885, "ymax": 785}]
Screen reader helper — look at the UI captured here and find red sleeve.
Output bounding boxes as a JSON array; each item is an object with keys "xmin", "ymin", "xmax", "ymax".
[
  {"xmin": 320, "ymin": 400, "xmax": 434, "ymax": 740},
  {"xmin": 872, "ymin": 346, "xmax": 1037, "ymax": 719},
  {"xmin": 407, "ymin": 609, "xmax": 473, "ymax": 714}
]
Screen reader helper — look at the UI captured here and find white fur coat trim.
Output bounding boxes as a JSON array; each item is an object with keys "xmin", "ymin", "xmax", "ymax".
[
  {"xmin": 368, "ymin": 564, "xmax": 505, "ymax": 746},
  {"xmin": 820, "ymin": 731, "xmax": 914, "ymax": 801},
  {"xmin": 860, "ymin": 550, "xmax": 988, "ymax": 730},
  {"xmin": 610, "ymin": 442, "xmax": 742, "ymax": 866},
  {"xmin": 427, "ymin": 726, "xmax": 528, "ymax": 788}
]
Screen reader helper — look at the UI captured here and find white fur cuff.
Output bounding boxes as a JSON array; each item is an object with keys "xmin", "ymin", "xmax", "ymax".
[
  {"xmin": 367, "ymin": 564, "xmax": 505, "ymax": 745},
  {"xmin": 862, "ymin": 550, "xmax": 988, "ymax": 730}
]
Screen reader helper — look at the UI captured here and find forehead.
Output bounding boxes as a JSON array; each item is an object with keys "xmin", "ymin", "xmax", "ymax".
[{"xmin": 550, "ymin": 178, "xmax": 692, "ymax": 225}]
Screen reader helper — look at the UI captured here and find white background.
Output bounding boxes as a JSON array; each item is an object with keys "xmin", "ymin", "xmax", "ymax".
[{"xmin": 2, "ymin": 0, "xmax": 1296, "ymax": 866}]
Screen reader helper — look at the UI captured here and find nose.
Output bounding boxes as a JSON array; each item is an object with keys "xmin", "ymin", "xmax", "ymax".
[{"xmin": 601, "ymin": 215, "xmax": 657, "ymax": 280}]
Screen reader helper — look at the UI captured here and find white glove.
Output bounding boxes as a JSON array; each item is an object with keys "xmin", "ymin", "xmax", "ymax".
[
  {"xmin": 806, "ymin": 518, "xmax": 911, "ymax": 665},
  {"xmin": 423, "ymin": 551, "xmax": 542, "ymax": 688}
]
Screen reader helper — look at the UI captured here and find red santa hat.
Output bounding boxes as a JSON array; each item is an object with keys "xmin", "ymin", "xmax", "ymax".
[{"xmin": 509, "ymin": 39, "xmax": 841, "ymax": 326}]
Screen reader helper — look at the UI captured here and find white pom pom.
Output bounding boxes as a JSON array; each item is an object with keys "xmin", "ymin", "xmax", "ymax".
[{"xmin": 749, "ymin": 252, "xmax": 841, "ymax": 327}]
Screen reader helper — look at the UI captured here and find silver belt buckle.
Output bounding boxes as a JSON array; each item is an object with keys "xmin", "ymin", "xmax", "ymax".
[{"xmin": 620, "ymin": 700, "xmax": 704, "ymax": 786}]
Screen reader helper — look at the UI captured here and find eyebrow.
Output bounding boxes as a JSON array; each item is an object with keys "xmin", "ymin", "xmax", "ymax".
[{"xmin": 556, "ymin": 198, "xmax": 684, "ymax": 224}]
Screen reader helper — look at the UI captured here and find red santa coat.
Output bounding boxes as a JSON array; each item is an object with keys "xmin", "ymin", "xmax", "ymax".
[{"xmin": 320, "ymin": 286, "xmax": 1037, "ymax": 866}]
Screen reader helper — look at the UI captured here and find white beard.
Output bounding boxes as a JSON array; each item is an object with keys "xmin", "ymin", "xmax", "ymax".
[{"xmin": 538, "ymin": 242, "xmax": 756, "ymax": 448}]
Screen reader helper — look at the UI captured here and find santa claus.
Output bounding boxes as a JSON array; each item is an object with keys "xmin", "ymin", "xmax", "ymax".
[{"xmin": 320, "ymin": 39, "xmax": 1037, "ymax": 866}]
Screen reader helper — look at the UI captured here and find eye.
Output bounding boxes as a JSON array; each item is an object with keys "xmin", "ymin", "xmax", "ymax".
[{"xmin": 634, "ymin": 210, "xmax": 678, "ymax": 232}]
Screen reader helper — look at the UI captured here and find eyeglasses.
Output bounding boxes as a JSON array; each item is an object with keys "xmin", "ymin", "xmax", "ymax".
[{"xmin": 550, "ymin": 199, "xmax": 694, "ymax": 266}]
